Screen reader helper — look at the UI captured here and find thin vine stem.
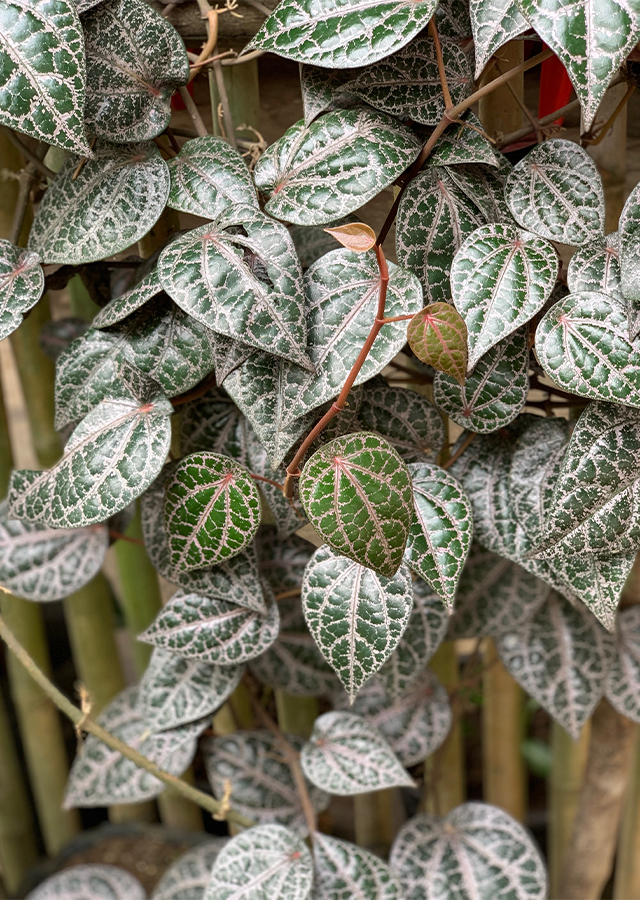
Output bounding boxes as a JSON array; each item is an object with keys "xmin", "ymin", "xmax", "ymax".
[{"xmin": 442, "ymin": 431, "xmax": 476, "ymax": 470}]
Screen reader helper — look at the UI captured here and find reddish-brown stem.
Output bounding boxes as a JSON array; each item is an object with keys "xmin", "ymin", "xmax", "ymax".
[
  {"xmin": 381, "ymin": 313, "xmax": 415, "ymax": 324},
  {"xmin": 171, "ymin": 371, "xmax": 217, "ymax": 407},
  {"xmin": 250, "ymin": 472, "xmax": 285, "ymax": 490},
  {"xmin": 428, "ymin": 18, "xmax": 453, "ymax": 111},
  {"xmin": 274, "ymin": 588, "xmax": 302, "ymax": 601},
  {"xmin": 109, "ymin": 530, "xmax": 145, "ymax": 546},
  {"xmin": 442, "ymin": 431, "xmax": 476, "ymax": 470}
]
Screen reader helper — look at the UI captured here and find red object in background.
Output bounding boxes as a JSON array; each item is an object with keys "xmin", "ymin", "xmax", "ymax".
[{"xmin": 538, "ymin": 53, "xmax": 573, "ymax": 125}]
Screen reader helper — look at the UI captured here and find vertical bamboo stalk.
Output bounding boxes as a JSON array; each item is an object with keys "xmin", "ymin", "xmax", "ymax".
[
  {"xmin": 478, "ymin": 41, "xmax": 524, "ymax": 139},
  {"xmin": 613, "ymin": 726, "xmax": 640, "ymax": 899},
  {"xmin": 208, "ymin": 59, "xmax": 260, "ymax": 143},
  {"xmin": 586, "ymin": 82, "xmax": 628, "ymax": 233},
  {"xmin": 354, "ymin": 790, "xmax": 403, "ymax": 857},
  {"xmin": 275, "ymin": 691, "xmax": 317, "ymax": 739}
]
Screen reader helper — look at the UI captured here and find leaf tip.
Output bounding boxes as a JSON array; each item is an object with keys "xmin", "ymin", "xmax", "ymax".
[{"xmin": 324, "ymin": 223, "xmax": 377, "ymax": 253}]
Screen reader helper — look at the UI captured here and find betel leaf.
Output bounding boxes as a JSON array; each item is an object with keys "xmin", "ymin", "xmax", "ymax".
[
  {"xmin": 469, "ymin": 0, "xmax": 528, "ymax": 77},
  {"xmin": 390, "ymin": 804, "xmax": 547, "ymax": 900},
  {"xmin": 445, "ymin": 161, "xmax": 512, "ymax": 224},
  {"xmin": 428, "ymin": 112, "xmax": 503, "ymax": 169},
  {"xmin": 83, "ymin": 0, "xmax": 189, "ymax": 143},
  {"xmin": 163, "ymin": 452, "xmax": 261, "ymax": 572},
  {"xmin": 299, "ymin": 432, "xmax": 414, "ymax": 577},
  {"xmin": 535, "ymin": 290, "xmax": 640, "ymax": 408},
  {"xmin": 0, "ymin": 241, "xmax": 44, "ymax": 341},
  {"xmin": 497, "ymin": 591, "xmax": 614, "ymax": 738},
  {"xmin": 451, "ymin": 223, "xmax": 557, "ymax": 370},
  {"xmin": 313, "ymin": 833, "xmax": 401, "ymax": 900},
  {"xmin": 0, "ymin": 499, "xmax": 108, "ymax": 602},
  {"xmin": 64, "ymin": 686, "xmax": 204, "ymax": 807},
  {"xmin": 301, "ymin": 545, "xmax": 414, "ymax": 701},
  {"xmin": 139, "ymin": 647, "xmax": 243, "ymax": 733},
  {"xmin": 517, "ymin": 0, "xmax": 640, "ymax": 130},
  {"xmin": 404, "ymin": 462, "xmax": 473, "ymax": 608},
  {"xmin": 204, "ymin": 825, "xmax": 313, "ymax": 900},
  {"xmin": 0, "ymin": 0, "xmax": 90, "ymax": 154},
  {"xmin": 567, "ymin": 232, "xmax": 623, "ymax": 302},
  {"xmin": 359, "ymin": 380, "xmax": 446, "ymax": 464},
  {"xmin": 29, "ymin": 141, "xmax": 170, "ymax": 265},
  {"xmin": 253, "ymin": 108, "xmax": 422, "ymax": 226},
  {"xmin": 151, "ymin": 841, "xmax": 229, "ymax": 900},
  {"xmin": 139, "ymin": 587, "xmax": 280, "ymax": 665},
  {"xmin": 606, "ymin": 606, "xmax": 640, "ymax": 723},
  {"xmin": 211, "ymin": 333, "xmax": 256, "ymax": 386},
  {"xmin": 396, "ymin": 167, "xmax": 486, "ymax": 305},
  {"xmin": 407, "ymin": 302, "xmax": 468, "ymax": 385},
  {"xmin": 435, "ymin": 0, "xmax": 473, "ymax": 35},
  {"xmin": 619, "ymin": 182, "xmax": 640, "ymax": 339},
  {"xmin": 166, "ymin": 135, "xmax": 258, "ymax": 220},
  {"xmin": 245, "ymin": 0, "xmax": 439, "ymax": 68},
  {"xmin": 433, "ymin": 328, "xmax": 529, "ymax": 434},
  {"xmin": 25, "ymin": 865, "xmax": 145, "ymax": 900},
  {"xmin": 179, "ymin": 388, "xmax": 250, "ymax": 462},
  {"xmin": 300, "ymin": 710, "xmax": 414, "ymax": 795},
  {"xmin": 504, "ymin": 139, "xmax": 605, "ymax": 247},
  {"xmin": 93, "ymin": 269, "xmax": 162, "ymax": 329},
  {"xmin": 202, "ymin": 731, "xmax": 329, "ymax": 836},
  {"xmin": 9, "ymin": 390, "xmax": 173, "ymax": 528},
  {"xmin": 158, "ymin": 209, "xmax": 312, "ymax": 370}
]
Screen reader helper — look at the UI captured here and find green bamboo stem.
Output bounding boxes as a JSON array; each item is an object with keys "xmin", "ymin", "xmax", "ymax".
[
  {"xmin": 354, "ymin": 791, "xmax": 404, "ymax": 857},
  {"xmin": 613, "ymin": 725, "xmax": 640, "ymax": 898},
  {"xmin": 208, "ymin": 59, "xmax": 260, "ymax": 143},
  {"xmin": 68, "ymin": 273, "xmax": 100, "ymax": 321},
  {"xmin": 275, "ymin": 691, "xmax": 318, "ymax": 739}
]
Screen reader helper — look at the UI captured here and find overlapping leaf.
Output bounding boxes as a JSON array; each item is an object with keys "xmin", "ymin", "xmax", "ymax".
[
  {"xmin": 151, "ymin": 841, "xmax": 229, "ymax": 900},
  {"xmin": 428, "ymin": 112, "xmax": 503, "ymax": 168},
  {"xmin": 92, "ymin": 269, "xmax": 163, "ymax": 329},
  {"xmin": 407, "ymin": 302, "xmax": 468, "ymax": 385},
  {"xmin": 469, "ymin": 0, "xmax": 528, "ymax": 77},
  {"xmin": 0, "ymin": 241, "xmax": 44, "ymax": 341},
  {"xmin": 26, "ymin": 865, "xmax": 145, "ymax": 900},
  {"xmin": 619, "ymin": 182, "xmax": 640, "ymax": 339},
  {"xmin": 253, "ymin": 108, "xmax": 422, "ymax": 226},
  {"xmin": 359, "ymin": 380, "xmax": 445, "ymax": 463},
  {"xmin": 567, "ymin": 233, "xmax": 623, "ymax": 303},
  {"xmin": 445, "ymin": 162, "xmax": 512, "ymax": 224},
  {"xmin": 211, "ymin": 333, "xmax": 256, "ymax": 385},
  {"xmin": 313, "ymin": 833, "xmax": 401, "ymax": 900},
  {"xmin": 289, "ymin": 217, "xmax": 358, "ymax": 269},
  {"xmin": 605, "ymin": 606, "xmax": 640, "ymax": 723},
  {"xmin": 257, "ymin": 529, "xmax": 312, "ymax": 594}
]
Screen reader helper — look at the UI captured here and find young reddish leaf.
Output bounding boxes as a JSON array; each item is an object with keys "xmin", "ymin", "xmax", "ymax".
[
  {"xmin": 407, "ymin": 302, "xmax": 468, "ymax": 385},
  {"xmin": 324, "ymin": 223, "xmax": 377, "ymax": 253}
]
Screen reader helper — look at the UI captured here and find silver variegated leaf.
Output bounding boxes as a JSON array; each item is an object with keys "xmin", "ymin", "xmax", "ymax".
[
  {"xmin": 92, "ymin": 269, "xmax": 163, "ymax": 330},
  {"xmin": 64, "ymin": 686, "xmax": 204, "ymax": 807},
  {"xmin": 605, "ymin": 606, "xmax": 640, "ymax": 723},
  {"xmin": 139, "ymin": 647, "xmax": 244, "ymax": 733},
  {"xmin": 504, "ymin": 139, "xmax": 605, "ymax": 246},
  {"xmin": 553, "ymin": 551, "xmax": 636, "ymax": 633},
  {"xmin": 301, "ymin": 710, "xmax": 414, "ymax": 795},
  {"xmin": 313, "ymin": 832, "xmax": 401, "ymax": 900},
  {"xmin": 299, "ymin": 67, "xmax": 357, "ymax": 126},
  {"xmin": 444, "ymin": 162, "xmax": 512, "ymax": 224},
  {"xmin": 619, "ymin": 182, "xmax": 640, "ymax": 339},
  {"xmin": 469, "ymin": 0, "xmax": 528, "ymax": 77},
  {"xmin": 567, "ymin": 232, "xmax": 623, "ymax": 302},
  {"xmin": 204, "ymin": 825, "xmax": 313, "ymax": 900},
  {"xmin": 428, "ymin": 112, "xmax": 503, "ymax": 168},
  {"xmin": 211, "ymin": 334, "xmax": 256, "ymax": 386},
  {"xmin": 83, "ymin": 0, "xmax": 189, "ymax": 142},
  {"xmin": 0, "ymin": 241, "xmax": 44, "ymax": 340},
  {"xmin": 26, "ymin": 865, "xmax": 145, "ymax": 900},
  {"xmin": 203, "ymin": 731, "xmax": 329, "ymax": 836},
  {"xmin": 302, "ymin": 545, "xmax": 414, "ymax": 701},
  {"xmin": 253, "ymin": 108, "xmax": 422, "ymax": 226},
  {"xmin": 359, "ymin": 379, "xmax": 445, "ymax": 464},
  {"xmin": 151, "ymin": 841, "xmax": 228, "ymax": 900},
  {"xmin": 435, "ymin": 0, "xmax": 473, "ymax": 35},
  {"xmin": 246, "ymin": 428, "xmax": 307, "ymax": 537},
  {"xmin": 433, "ymin": 328, "xmax": 529, "ymax": 433},
  {"xmin": 139, "ymin": 586, "xmax": 280, "ymax": 665},
  {"xmin": 29, "ymin": 141, "xmax": 170, "ymax": 265},
  {"xmin": 257, "ymin": 529, "xmax": 312, "ymax": 593},
  {"xmin": 390, "ymin": 804, "xmax": 547, "ymax": 900}
]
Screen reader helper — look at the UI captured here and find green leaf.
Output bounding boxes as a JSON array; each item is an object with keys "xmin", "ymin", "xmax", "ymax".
[
  {"xmin": 64, "ymin": 686, "xmax": 204, "ymax": 807},
  {"xmin": 605, "ymin": 606, "xmax": 640, "ymax": 723},
  {"xmin": 245, "ymin": 0, "xmax": 439, "ymax": 68},
  {"xmin": 203, "ymin": 731, "xmax": 329, "ymax": 836},
  {"xmin": 139, "ymin": 647, "xmax": 243, "ymax": 733},
  {"xmin": 301, "ymin": 544, "xmax": 414, "ymax": 701},
  {"xmin": 433, "ymin": 328, "xmax": 529, "ymax": 433},
  {"xmin": 211, "ymin": 333, "xmax": 256, "ymax": 385},
  {"xmin": 257, "ymin": 529, "xmax": 311, "ymax": 593},
  {"xmin": 429, "ymin": 112, "xmax": 504, "ymax": 168},
  {"xmin": 404, "ymin": 461, "xmax": 472, "ymax": 608},
  {"xmin": 163, "ymin": 451, "xmax": 261, "ymax": 572},
  {"xmin": 139, "ymin": 587, "xmax": 280, "ymax": 665},
  {"xmin": 29, "ymin": 141, "xmax": 170, "ymax": 265},
  {"xmin": 445, "ymin": 162, "xmax": 512, "ymax": 224},
  {"xmin": 25, "ymin": 865, "xmax": 145, "ymax": 900},
  {"xmin": 517, "ymin": 0, "xmax": 640, "ymax": 129},
  {"xmin": 0, "ymin": 241, "xmax": 44, "ymax": 341},
  {"xmin": 535, "ymin": 290, "xmax": 640, "ymax": 408},
  {"xmin": 407, "ymin": 302, "xmax": 468, "ymax": 386},
  {"xmin": 619, "ymin": 182, "xmax": 640, "ymax": 339},
  {"xmin": 497, "ymin": 591, "xmax": 614, "ymax": 737},
  {"xmin": 313, "ymin": 833, "xmax": 402, "ymax": 900},
  {"xmin": 359, "ymin": 380, "xmax": 446, "ymax": 464},
  {"xmin": 253, "ymin": 109, "xmax": 422, "ymax": 226},
  {"xmin": 0, "ymin": 499, "xmax": 108, "ymax": 602},
  {"xmin": 435, "ymin": 0, "xmax": 473, "ymax": 35},
  {"xmin": 567, "ymin": 232, "xmax": 623, "ymax": 303},
  {"xmin": 300, "ymin": 710, "xmax": 414, "ymax": 795},
  {"xmin": 390, "ymin": 804, "xmax": 547, "ymax": 900},
  {"xmin": 83, "ymin": 0, "xmax": 189, "ymax": 142},
  {"xmin": 504, "ymin": 139, "xmax": 605, "ymax": 246},
  {"xmin": 152, "ymin": 842, "xmax": 229, "ymax": 900},
  {"xmin": 166, "ymin": 135, "xmax": 258, "ymax": 219},
  {"xmin": 396, "ymin": 168, "xmax": 486, "ymax": 305},
  {"xmin": 299, "ymin": 432, "xmax": 414, "ymax": 577},
  {"xmin": 205, "ymin": 825, "xmax": 313, "ymax": 900},
  {"xmin": 158, "ymin": 210, "xmax": 312, "ymax": 370},
  {"xmin": 9, "ymin": 389, "xmax": 173, "ymax": 528},
  {"xmin": 92, "ymin": 269, "xmax": 162, "ymax": 330},
  {"xmin": 451, "ymin": 223, "xmax": 557, "ymax": 369},
  {"xmin": 469, "ymin": 0, "xmax": 528, "ymax": 77},
  {"xmin": 0, "ymin": 0, "xmax": 90, "ymax": 154}
]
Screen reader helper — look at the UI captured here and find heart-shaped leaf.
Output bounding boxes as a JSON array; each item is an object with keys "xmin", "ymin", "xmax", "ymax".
[
  {"xmin": 0, "ymin": 241, "xmax": 44, "ymax": 341},
  {"xmin": 407, "ymin": 302, "xmax": 468, "ymax": 385},
  {"xmin": 359, "ymin": 380, "xmax": 446, "ymax": 464},
  {"xmin": 469, "ymin": 0, "xmax": 528, "ymax": 77},
  {"xmin": 205, "ymin": 825, "xmax": 313, "ymax": 900},
  {"xmin": 404, "ymin": 462, "xmax": 473, "ymax": 607},
  {"xmin": 163, "ymin": 452, "xmax": 261, "ymax": 572},
  {"xmin": 567, "ymin": 232, "xmax": 623, "ymax": 303},
  {"xmin": 433, "ymin": 328, "xmax": 529, "ymax": 433},
  {"xmin": 253, "ymin": 108, "xmax": 422, "ymax": 226},
  {"xmin": 299, "ymin": 432, "xmax": 414, "ymax": 577},
  {"xmin": 605, "ymin": 606, "xmax": 640, "ymax": 723},
  {"xmin": 158, "ymin": 210, "xmax": 311, "ymax": 370},
  {"xmin": 139, "ymin": 647, "xmax": 243, "ymax": 733},
  {"xmin": 64, "ymin": 686, "xmax": 204, "ymax": 807},
  {"xmin": 301, "ymin": 545, "xmax": 414, "ymax": 701},
  {"xmin": 396, "ymin": 167, "xmax": 486, "ymax": 305},
  {"xmin": 390, "ymin": 804, "xmax": 547, "ymax": 900},
  {"xmin": 435, "ymin": 0, "xmax": 473, "ymax": 35},
  {"xmin": 245, "ymin": 0, "xmax": 439, "ymax": 68},
  {"xmin": 25, "ymin": 865, "xmax": 145, "ymax": 900},
  {"xmin": 203, "ymin": 731, "xmax": 329, "ymax": 836},
  {"xmin": 451, "ymin": 223, "xmax": 557, "ymax": 369},
  {"xmin": 151, "ymin": 841, "xmax": 229, "ymax": 900},
  {"xmin": 83, "ymin": 0, "xmax": 189, "ymax": 142},
  {"xmin": 313, "ymin": 833, "xmax": 401, "ymax": 900},
  {"xmin": 166, "ymin": 135, "xmax": 258, "ymax": 219},
  {"xmin": 619, "ymin": 183, "xmax": 640, "ymax": 339},
  {"xmin": 445, "ymin": 162, "xmax": 512, "ymax": 224},
  {"xmin": 139, "ymin": 587, "xmax": 280, "ymax": 665},
  {"xmin": 300, "ymin": 710, "xmax": 414, "ymax": 795},
  {"xmin": 93, "ymin": 269, "xmax": 162, "ymax": 330},
  {"xmin": 0, "ymin": 0, "xmax": 90, "ymax": 154},
  {"xmin": 257, "ymin": 530, "xmax": 312, "ymax": 593},
  {"xmin": 504, "ymin": 139, "xmax": 604, "ymax": 246},
  {"xmin": 29, "ymin": 141, "xmax": 170, "ymax": 265},
  {"xmin": 211, "ymin": 333, "xmax": 256, "ymax": 385},
  {"xmin": 0, "ymin": 499, "xmax": 108, "ymax": 602},
  {"xmin": 428, "ymin": 112, "xmax": 503, "ymax": 168}
]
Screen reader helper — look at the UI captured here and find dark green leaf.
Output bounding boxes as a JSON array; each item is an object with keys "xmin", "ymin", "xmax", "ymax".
[
  {"xmin": 0, "ymin": 241, "xmax": 44, "ymax": 340},
  {"xmin": 619, "ymin": 183, "xmax": 640, "ymax": 338},
  {"xmin": 359, "ymin": 380, "xmax": 446, "ymax": 463},
  {"xmin": 469, "ymin": 0, "xmax": 528, "ymax": 77},
  {"xmin": 152, "ymin": 842, "xmax": 228, "ymax": 900},
  {"xmin": 92, "ymin": 269, "xmax": 162, "ymax": 329},
  {"xmin": 429, "ymin": 111, "xmax": 503, "ymax": 168},
  {"xmin": 567, "ymin": 233, "xmax": 622, "ymax": 302},
  {"xmin": 314, "ymin": 833, "xmax": 401, "ymax": 900}
]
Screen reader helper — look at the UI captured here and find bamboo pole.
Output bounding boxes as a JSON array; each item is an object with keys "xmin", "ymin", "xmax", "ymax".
[
  {"xmin": 613, "ymin": 726, "xmax": 640, "ymax": 899},
  {"xmin": 586, "ymin": 82, "xmax": 628, "ymax": 233},
  {"xmin": 478, "ymin": 41, "xmax": 523, "ymax": 140},
  {"xmin": 275, "ymin": 691, "xmax": 318, "ymax": 739},
  {"xmin": 208, "ymin": 58, "xmax": 261, "ymax": 143}
]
